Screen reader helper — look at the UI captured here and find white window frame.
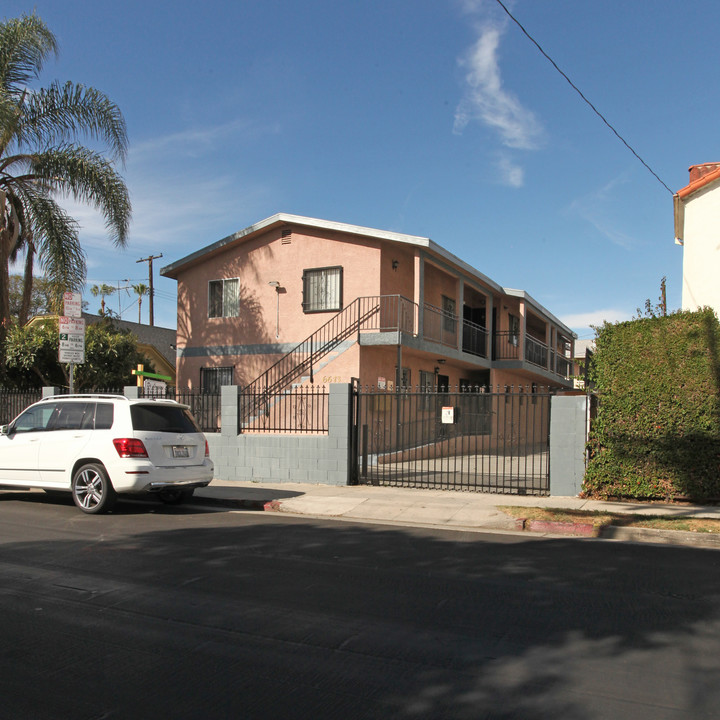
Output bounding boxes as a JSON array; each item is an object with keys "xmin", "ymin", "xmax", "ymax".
[
  {"xmin": 208, "ymin": 278, "xmax": 240, "ymax": 318},
  {"xmin": 302, "ymin": 266, "xmax": 343, "ymax": 313}
]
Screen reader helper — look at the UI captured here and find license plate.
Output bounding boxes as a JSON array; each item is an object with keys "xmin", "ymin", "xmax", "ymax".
[{"xmin": 172, "ymin": 446, "xmax": 189, "ymax": 458}]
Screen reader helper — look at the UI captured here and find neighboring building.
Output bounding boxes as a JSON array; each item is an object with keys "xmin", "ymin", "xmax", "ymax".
[
  {"xmin": 572, "ymin": 339, "xmax": 594, "ymax": 390},
  {"xmin": 26, "ymin": 313, "xmax": 177, "ymax": 385},
  {"xmin": 160, "ymin": 213, "xmax": 576, "ymax": 396},
  {"xmin": 674, "ymin": 162, "xmax": 720, "ymax": 315}
]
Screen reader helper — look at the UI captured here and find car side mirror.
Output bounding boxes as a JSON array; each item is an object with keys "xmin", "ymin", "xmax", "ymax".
[{"xmin": 0, "ymin": 424, "xmax": 9, "ymax": 435}]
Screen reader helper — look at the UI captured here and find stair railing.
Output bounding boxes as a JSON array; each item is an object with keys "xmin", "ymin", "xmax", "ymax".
[{"xmin": 240, "ymin": 295, "xmax": 415, "ymax": 425}]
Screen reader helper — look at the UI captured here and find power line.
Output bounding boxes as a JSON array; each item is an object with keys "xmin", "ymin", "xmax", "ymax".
[{"xmin": 493, "ymin": 0, "xmax": 673, "ymax": 195}]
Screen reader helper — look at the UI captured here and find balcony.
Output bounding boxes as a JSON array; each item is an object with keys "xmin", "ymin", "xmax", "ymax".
[
  {"xmin": 355, "ymin": 296, "xmax": 573, "ymax": 379},
  {"xmin": 525, "ymin": 334, "xmax": 548, "ymax": 368},
  {"xmin": 493, "ymin": 331, "xmax": 520, "ymax": 360},
  {"xmin": 492, "ymin": 329, "xmax": 572, "ymax": 380}
]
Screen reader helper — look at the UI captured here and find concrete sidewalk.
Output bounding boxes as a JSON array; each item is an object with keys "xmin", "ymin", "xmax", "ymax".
[{"xmin": 193, "ymin": 480, "xmax": 720, "ymax": 549}]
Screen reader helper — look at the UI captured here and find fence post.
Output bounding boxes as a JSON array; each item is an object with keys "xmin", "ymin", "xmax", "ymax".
[
  {"xmin": 329, "ymin": 383, "xmax": 353, "ymax": 485},
  {"xmin": 221, "ymin": 385, "xmax": 241, "ymax": 437},
  {"xmin": 549, "ymin": 394, "xmax": 589, "ymax": 496}
]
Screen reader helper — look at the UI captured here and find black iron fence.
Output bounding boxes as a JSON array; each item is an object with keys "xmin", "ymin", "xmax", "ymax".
[
  {"xmin": 241, "ymin": 384, "xmax": 329, "ymax": 434},
  {"xmin": 356, "ymin": 386, "xmax": 552, "ymax": 495},
  {"xmin": 141, "ymin": 387, "xmax": 221, "ymax": 433},
  {"xmin": 0, "ymin": 390, "xmax": 43, "ymax": 425}
]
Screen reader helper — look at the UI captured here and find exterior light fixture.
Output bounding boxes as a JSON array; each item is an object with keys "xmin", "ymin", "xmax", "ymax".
[{"xmin": 268, "ymin": 281, "xmax": 281, "ymax": 338}]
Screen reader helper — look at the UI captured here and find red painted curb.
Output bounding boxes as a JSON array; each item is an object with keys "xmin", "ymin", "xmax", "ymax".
[
  {"xmin": 525, "ymin": 519, "xmax": 596, "ymax": 537},
  {"xmin": 263, "ymin": 500, "xmax": 282, "ymax": 512}
]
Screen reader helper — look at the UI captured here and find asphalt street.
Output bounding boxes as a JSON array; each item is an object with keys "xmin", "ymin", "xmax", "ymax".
[{"xmin": 1, "ymin": 491, "xmax": 719, "ymax": 719}]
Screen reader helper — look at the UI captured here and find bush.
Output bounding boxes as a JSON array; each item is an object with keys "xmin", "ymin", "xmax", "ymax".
[{"xmin": 583, "ymin": 308, "xmax": 720, "ymax": 500}]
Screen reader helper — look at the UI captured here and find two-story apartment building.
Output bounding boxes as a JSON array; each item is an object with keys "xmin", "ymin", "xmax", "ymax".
[{"xmin": 160, "ymin": 214, "xmax": 575, "ymax": 399}]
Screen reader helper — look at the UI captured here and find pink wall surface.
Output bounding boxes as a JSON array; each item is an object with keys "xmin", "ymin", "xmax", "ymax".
[
  {"xmin": 176, "ymin": 225, "xmax": 392, "ymax": 388},
  {"xmin": 423, "ymin": 262, "xmax": 458, "ymax": 310}
]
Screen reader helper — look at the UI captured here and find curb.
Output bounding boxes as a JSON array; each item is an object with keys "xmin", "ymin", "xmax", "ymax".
[
  {"xmin": 516, "ymin": 516, "xmax": 720, "ymax": 548},
  {"xmin": 191, "ymin": 496, "xmax": 277, "ymax": 512},
  {"xmin": 191, "ymin": 494, "xmax": 720, "ymax": 549},
  {"xmin": 520, "ymin": 518, "xmax": 596, "ymax": 537}
]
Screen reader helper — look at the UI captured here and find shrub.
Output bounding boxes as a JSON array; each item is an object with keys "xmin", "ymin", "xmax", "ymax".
[{"xmin": 583, "ymin": 308, "xmax": 720, "ymax": 500}]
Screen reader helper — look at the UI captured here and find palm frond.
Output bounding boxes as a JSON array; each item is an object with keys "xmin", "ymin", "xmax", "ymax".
[
  {"xmin": 19, "ymin": 81, "xmax": 128, "ymax": 162},
  {"xmin": 0, "ymin": 14, "xmax": 57, "ymax": 96},
  {"xmin": 24, "ymin": 193, "xmax": 86, "ymax": 294},
  {"xmin": 28, "ymin": 145, "xmax": 131, "ymax": 245}
]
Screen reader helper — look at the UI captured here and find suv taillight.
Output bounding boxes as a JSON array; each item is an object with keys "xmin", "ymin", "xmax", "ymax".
[
  {"xmin": 113, "ymin": 438, "xmax": 148, "ymax": 458},
  {"xmin": 205, "ymin": 440, "xmax": 210, "ymax": 458}
]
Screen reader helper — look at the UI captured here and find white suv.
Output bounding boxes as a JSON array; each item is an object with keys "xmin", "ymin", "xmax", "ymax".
[{"xmin": 0, "ymin": 394, "xmax": 214, "ymax": 514}]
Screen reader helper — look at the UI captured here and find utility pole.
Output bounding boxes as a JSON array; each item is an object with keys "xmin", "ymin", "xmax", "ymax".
[
  {"xmin": 136, "ymin": 253, "xmax": 163, "ymax": 326},
  {"xmin": 116, "ymin": 280, "xmax": 132, "ymax": 318}
]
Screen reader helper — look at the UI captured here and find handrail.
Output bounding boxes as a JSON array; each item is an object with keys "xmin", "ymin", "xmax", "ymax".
[{"xmin": 240, "ymin": 295, "xmax": 415, "ymax": 424}]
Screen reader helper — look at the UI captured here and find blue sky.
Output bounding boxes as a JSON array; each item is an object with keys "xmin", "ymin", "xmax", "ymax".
[{"xmin": 5, "ymin": 0, "xmax": 717, "ymax": 339}]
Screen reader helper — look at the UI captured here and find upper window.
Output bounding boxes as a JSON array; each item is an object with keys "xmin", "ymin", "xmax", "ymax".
[
  {"xmin": 209, "ymin": 278, "xmax": 239, "ymax": 318},
  {"xmin": 302, "ymin": 267, "xmax": 343, "ymax": 313}
]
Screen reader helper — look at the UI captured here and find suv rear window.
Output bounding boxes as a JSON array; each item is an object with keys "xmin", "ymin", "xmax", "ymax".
[{"xmin": 130, "ymin": 404, "xmax": 202, "ymax": 433}]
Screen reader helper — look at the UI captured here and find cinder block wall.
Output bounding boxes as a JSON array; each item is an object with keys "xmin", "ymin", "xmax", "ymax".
[
  {"xmin": 206, "ymin": 384, "xmax": 352, "ymax": 486},
  {"xmin": 117, "ymin": 384, "xmax": 588, "ymax": 493}
]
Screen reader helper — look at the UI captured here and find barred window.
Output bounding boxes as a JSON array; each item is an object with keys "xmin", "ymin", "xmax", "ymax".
[
  {"xmin": 302, "ymin": 267, "xmax": 342, "ymax": 313},
  {"xmin": 208, "ymin": 278, "xmax": 239, "ymax": 318},
  {"xmin": 200, "ymin": 366, "xmax": 234, "ymax": 393}
]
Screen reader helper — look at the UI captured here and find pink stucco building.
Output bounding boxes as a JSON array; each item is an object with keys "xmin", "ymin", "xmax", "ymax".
[{"xmin": 160, "ymin": 213, "xmax": 575, "ymax": 394}]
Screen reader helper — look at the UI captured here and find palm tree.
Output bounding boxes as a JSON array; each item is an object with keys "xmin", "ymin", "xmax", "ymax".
[
  {"xmin": 0, "ymin": 13, "xmax": 131, "ymax": 366},
  {"xmin": 90, "ymin": 283, "xmax": 115, "ymax": 317},
  {"xmin": 132, "ymin": 282, "xmax": 148, "ymax": 324}
]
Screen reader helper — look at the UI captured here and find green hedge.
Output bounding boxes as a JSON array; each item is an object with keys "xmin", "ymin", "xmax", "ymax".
[{"xmin": 583, "ymin": 309, "xmax": 720, "ymax": 500}]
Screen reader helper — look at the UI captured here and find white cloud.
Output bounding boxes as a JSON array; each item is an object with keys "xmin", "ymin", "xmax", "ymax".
[
  {"xmin": 128, "ymin": 118, "xmax": 280, "ymax": 161},
  {"xmin": 454, "ymin": 22, "xmax": 543, "ymax": 151},
  {"xmin": 497, "ymin": 154, "xmax": 524, "ymax": 188},
  {"xmin": 561, "ymin": 308, "xmax": 632, "ymax": 331},
  {"xmin": 56, "ymin": 119, "xmax": 272, "ymax": 253},
  {"xmin": 567, "ymin": 175, "xmax": 639, "ymax": 248}
]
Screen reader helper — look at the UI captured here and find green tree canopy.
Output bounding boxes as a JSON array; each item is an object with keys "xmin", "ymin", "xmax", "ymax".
[
  {"xmin": 4, "ymin": 317, "xmax": 153, "ymax": 390},
  {"xmin": 0, "ymin": 13, "xmax": 131, "ymax": 367},
  {"xmin": 8, "ymin": 272, "xmax": 53, "ymax": 319}
]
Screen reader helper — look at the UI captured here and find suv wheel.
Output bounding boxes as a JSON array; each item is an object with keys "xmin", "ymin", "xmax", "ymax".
[{"xmin": 72, "ymin": 463, "xmax": 117, "ymax": 514}]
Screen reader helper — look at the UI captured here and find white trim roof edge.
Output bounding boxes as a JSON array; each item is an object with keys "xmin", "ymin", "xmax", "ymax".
[
  {"xmin": 503, "ymin": 287, "xmax": 577, "ymax": 338},
  {"xmin": 161, "ymin": 213, "xmax": 502, "ymax": 292},
  {"xmin": 160, "ymin": 213, "xmax": 572, "ymax": 331}
]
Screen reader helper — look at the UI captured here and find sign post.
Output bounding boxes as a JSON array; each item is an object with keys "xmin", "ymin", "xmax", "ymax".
[{"xmin": 59, "ymin": 293, "xmax": 84, "ymax": 393}]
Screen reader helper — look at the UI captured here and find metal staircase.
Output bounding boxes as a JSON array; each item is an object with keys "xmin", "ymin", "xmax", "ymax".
[{"xmin": 240, "ymin": 296, "xmax": 401, "ymax": 425}]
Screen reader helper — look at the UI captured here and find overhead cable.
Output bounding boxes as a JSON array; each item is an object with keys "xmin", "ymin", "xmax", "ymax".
[{"xmin": 493, "ymin": 0, "xmax": 673, "ymax": 195}]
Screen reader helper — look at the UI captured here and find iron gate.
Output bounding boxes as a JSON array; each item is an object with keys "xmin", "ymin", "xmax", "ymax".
[{"xmin": 355, "ymin": 388, "xmax": 552, "ymax": 495}]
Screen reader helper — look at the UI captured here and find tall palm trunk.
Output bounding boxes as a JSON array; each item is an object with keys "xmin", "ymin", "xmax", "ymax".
[
  {"xmin": 19, "ymin": 237, "xmax": 35, "ymax": 325},
  {"xmin": 0, "ymin": 230, "xmax": 10, "ymax": 375}
]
